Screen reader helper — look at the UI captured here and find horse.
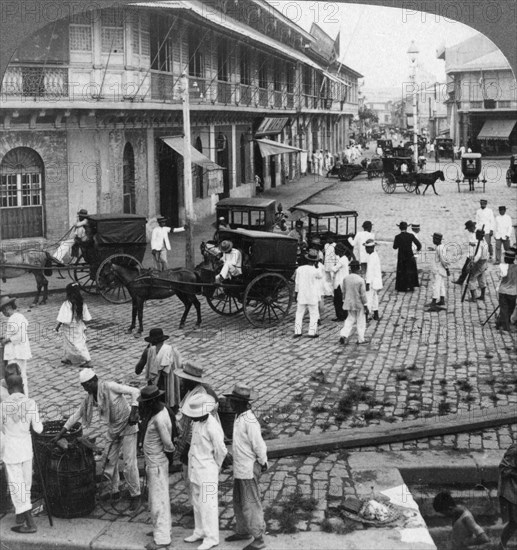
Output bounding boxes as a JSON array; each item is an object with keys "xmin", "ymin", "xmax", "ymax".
[
  {"xmin": 106, "ymin": 261, "xmax": 207, "ymax": 335},
  {"xmin": 0, "ymin": 249, "xmax": 54, "ymax": 305},
  {"xmin": 414, "ymin": 170, "xmax": 445, "ymax": 195}
]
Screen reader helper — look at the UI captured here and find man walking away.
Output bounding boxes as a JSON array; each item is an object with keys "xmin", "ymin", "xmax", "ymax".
[
  {"xmin": 139, "ymin": 385, "xmax": 175, "ymax": 550},
  {"xmin": 53, "ymin": 368, "xmax": 141, "ymax": 508},
  {"xmin": 496, "ymin": 250, "xmax": 517, "ymax": 332},
  {"xmin": 224, "ymin": 383, "xmax": 268, "ymax": 550},
  {"xmin": 494, "ymin": 206, "xmax": 513, "ymax": 264},
  {"xmin": 453, "ymin": 220, "xmax": 477, "ymax": 285},
  {"xmin": 330, "ymin": 243, "xmax": 349, "ymax": 321},
  {"xmin": 426, "ymin": 233, "xmax": 450, "ymax": 311},
  {"xmin": 364, "ymin": 239, "xmax": 383, "ymax": 321},
  {"xmin": 468, "ymin": 229, "xmax": 489, "ymax": 302},
  {"xmin": 475, "ymin": 199, "xmax": 495, "ymax": 261},
  {"xmin": 339, "ymin": 260, "xmax": 368, "ymax": 345},
  {"xmin": 393, "ymin": 222, "xmax": 421, "ymax": 292},
  {"xmin": 294, "ymin": 249, "xmax": 323, "ymax": 338},
  {"xmin": 348, "ymin": 221, "xmax": 374, "ymax": 273},
  {"xmin": 0, "ymin": 375, "xmax": 43, "ymax": 534}
]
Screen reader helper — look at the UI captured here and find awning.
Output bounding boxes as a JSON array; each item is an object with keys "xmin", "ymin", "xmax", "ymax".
[
  {"xmin": 323, "ymin": 71, "xmax": 349, "ymax": 88},
  {"xmin": 161, "ymin": 136, "xmax": 224, "ymax": 194},
  {"xmin": 255, "ymin": 117, "xmax": 289, "ymax": 137},
  {"xmin": 255, "ymin": 139, "xmax": 303, "ymax": 157},
  {"xmin": 477, "ymin": 119, "xmax": 517, "ymax": 140}
]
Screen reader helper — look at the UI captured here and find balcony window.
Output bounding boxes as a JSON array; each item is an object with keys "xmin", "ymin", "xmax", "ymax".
[
  {"xmin": 131, "ymin": 12, "xmax": 150, "ymax": 57},
  {"xmin": 189, "ymin": 34, "xmax": 204, "ymax": 78},
  {"xmin": 70, "ymin": 11, "xmax": 92, "ymax": 52},
  {"xmin": 258, "ymin": 56, "xmax": 268, "ymax": 89},
  {"xmin": 240, "ymin": 47, "xmax": 251, "ymax": 86},
  {"xmin": 303, "ymin": 65, "xmax": 312, "ymax": 96},
  {"xmin": 286, "ymin": 63, "xmax": 295, "ymax": 94},
  {"xmin": 217, "ymin": 39, "xmax": 230, "ymax": 82},
  {"xmin": 274, "ymin": 60, "xmax": 283, "ymax": 92},
  {"xmin": 101, "ymin": 9, "xmax": 124, "ymax": 53},
  {"xmin": 150, "ymin": 14, "xmax": 174, "ymax": 72}
]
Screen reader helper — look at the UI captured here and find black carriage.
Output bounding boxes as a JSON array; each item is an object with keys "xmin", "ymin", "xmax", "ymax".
[
  {"xmin": 366, "ymin": 156, "xmax": 383, "ymax": 179},
  {"xmin": 215, "ymin": 198, "xmax": 277, "ymax": 232},
  {"xmin": 70, "ymin": 214, "xmax": 147, "ymax": 303},
  {"xmin": 377, "ymin": 139, "xmax": 393, "ymax": 156},
  {"xmin": 338, "ymin": 162, "xmax": 365, "ymax": 181},
  {"xmin": 435, "ymin": 138, "xmax": 455, "ymax": 162},
  {"xmin": 381, "ymin": 156, "xmax": 417, "ymax": 194},
  {"xmin": 506, "ymin": 154, "xmax": 517, "ymax": 186},
  {"xmin": 457, "ymin": 153, "xmax": 485, "ymax": 192},
  {"xmin": 205, "ymin": 228, "xmax": 298, "ymax": 328}
]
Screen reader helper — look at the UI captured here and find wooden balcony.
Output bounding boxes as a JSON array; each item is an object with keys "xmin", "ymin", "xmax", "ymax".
[{"xmin": 1, "ymin": 65, "xmax": 68, "ymax": 98}]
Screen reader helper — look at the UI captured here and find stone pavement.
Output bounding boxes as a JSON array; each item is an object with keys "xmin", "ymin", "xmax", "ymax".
[{"xmin": 1, "ymin": 155, "xmax": 516, "ymax": 548}]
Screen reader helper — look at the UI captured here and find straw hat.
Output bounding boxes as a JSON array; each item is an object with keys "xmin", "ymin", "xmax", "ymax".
[
  {"xmin": 175, "ymin": 361, "xmax": 205, "ymax": 382},
  {"xmin": 77, "ymin": 209, "xmax": 88, "ymax": 216},
  {"xmin": 79, "ymin": 368, "xmax": 96, "ymax": 384},
  {"xmin": 224, "ymin": 383, "xmax": 253, "ymax": 401},
  {"xmin": 363, "ymin": 239, "xmax": 376, "ymax": 247},
  {"xmin": 219, "ymin": 240, "xmax": 233, "ymax": 253},
  {"xmin": 305, "ymin": 249, "xmax": 319, "ymax": 262},
  {"xmin": 138, "ymin": 385, "xmax": 165, "ymax": 402},
  {"xmin": 0, "ymin": 296, "xmax": 16, "ymax": 310},
  {"xmin": 181, "ymin": 393, "xmax": 216, "ymax": 418}
]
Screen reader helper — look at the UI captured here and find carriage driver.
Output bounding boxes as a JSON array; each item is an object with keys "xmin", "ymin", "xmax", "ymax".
[{"xmin": 215, "ymin": 240, "xmax": 242, "ymax": 284}]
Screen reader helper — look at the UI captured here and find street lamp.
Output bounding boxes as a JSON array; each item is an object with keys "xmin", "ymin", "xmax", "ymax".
[
  {"xmin": 179, "ymin": 72, "xmax": 195, "ymax": 269},
  {"xmin": 407, "ymin": 40, "xmax": 419, "ymax": 167}
]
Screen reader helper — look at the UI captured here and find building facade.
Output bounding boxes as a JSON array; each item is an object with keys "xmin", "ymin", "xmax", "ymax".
[
  {"xmin": 437, "ymin": 33, "xmax": 517, "ymax": 154},
  {"xmin": 0, "ymin": 0, "xmax": 360, "ymax": 242}
]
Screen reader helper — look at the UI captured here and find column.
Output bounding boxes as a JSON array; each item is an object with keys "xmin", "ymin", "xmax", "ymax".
[{"xmin": 146, "ymin": 128, "xmax": 156, "ymax": 216}]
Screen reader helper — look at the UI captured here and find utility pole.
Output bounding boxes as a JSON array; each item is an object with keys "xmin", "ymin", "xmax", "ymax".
[
  {"xmin": 179, "ymin": 72, "xmax": 195, "ymax": 269},
  {"xmin": 407, "ymin": 40, "xmax": 420, "ymax": 168}
]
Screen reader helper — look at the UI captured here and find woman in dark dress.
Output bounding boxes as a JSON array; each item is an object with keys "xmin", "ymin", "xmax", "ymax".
[{"xmin": 393, "ymin": 221, "xmax": 422, "ymax": 291}]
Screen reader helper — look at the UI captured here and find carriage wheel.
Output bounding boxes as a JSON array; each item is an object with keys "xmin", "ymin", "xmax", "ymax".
[
  {"xmin": 381, "ymin": 173, "xmax": 396, "ymax": 194},
  {"xmin": 206, "ymin": 285, "xmax": 243, "ymax": 316},
  {"xmin": 69, "ymin": 256, "xmax": 98, "ymax": 295},
  {"xmin": 243, "ymin": 273, "xmax": 293, "ymax": 328},
  {"xmin": 403, "ymin": 178, "xmax": 417, "ymax": 193},
  {"xmin": 96, "ymin": 254, "xmax": 142, "ymax": 304},
  {"xmin": 507, "ymin": 169, "xmax": 512, "ymax": 187},
  {"xmin": 339, "ymin": 167, "xmax": 354, "ymax": 181}
]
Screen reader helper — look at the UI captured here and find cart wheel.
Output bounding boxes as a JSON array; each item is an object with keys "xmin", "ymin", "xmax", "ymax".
[
  {"xmin": 339, "ymin": 167, "xmax": 354, "ymax": 181},
  {"xmin": 381, "ymin": 173, "xmax": 396, "ymax": 194},
  {"xmin": 507, "ymin": 169, "xmax": 512, "ymax": 187},
  {"xmin": 96, "ymin": 254, "xmax": 142, "ymax": 304},
  {"xmin": 243, "ymin": 273, "xmax": 293, "ymax": 328},
  {"xmin": 69, "ymin": 256, "xmax": 98, "ymax": 295},
  {"xmin": 403, "ymin": 178, "xmax": 417, "ymax": 193},
  {"xmin": 206, "ymin": 285, "xmax": 243, "ymax": 316}
]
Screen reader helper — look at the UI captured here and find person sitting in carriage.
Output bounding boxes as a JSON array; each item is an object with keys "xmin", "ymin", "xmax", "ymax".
[
  {"xmin": 215, "ymin": 240, "xmax": 242, "ymax": 284},
  {"xmin": 71, "ymin": 209, "xmax": 93, "ymax": 258},
  {"xmin": 288, "ymin": 220, "xmax": 308, "ymax": 253}
]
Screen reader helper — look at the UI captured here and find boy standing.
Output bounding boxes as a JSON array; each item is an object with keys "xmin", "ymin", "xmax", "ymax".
[{"xmin": 225, "ymin": 383, "xmax": 268, "ymax": 550}]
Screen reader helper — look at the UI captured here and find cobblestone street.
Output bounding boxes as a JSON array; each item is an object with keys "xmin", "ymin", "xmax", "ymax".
[{"xmin": 1, "ymin": 158, "xmax": 516, "ymax": 537}]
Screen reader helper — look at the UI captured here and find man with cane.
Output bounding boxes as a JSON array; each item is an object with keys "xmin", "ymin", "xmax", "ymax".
[{"xmin": 466, "ymin": 228, "xmax": 489, "ymax": 302}]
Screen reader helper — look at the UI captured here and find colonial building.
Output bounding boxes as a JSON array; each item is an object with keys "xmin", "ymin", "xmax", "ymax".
[
  {"xmin": 0, "ymin": 0, "xmax": 360, "ymax": 242},
  {"xmin": 437, "ymin": 32, "xmax": 517, "ymax": 154}
]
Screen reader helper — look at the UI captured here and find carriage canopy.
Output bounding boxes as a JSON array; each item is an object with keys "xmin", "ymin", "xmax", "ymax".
[{"xmin": 85, "ymin": 214, "xmax": 147, "ymax": 245}]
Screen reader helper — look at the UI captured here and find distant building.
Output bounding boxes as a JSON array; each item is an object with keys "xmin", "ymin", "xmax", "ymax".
[
  {"xmin": 437, "ymin": 32, "xmax": 517, "ymax": 154},
  {"xmin": 0, "ymin": 1, "xmax": 360, "ymax": 242}
]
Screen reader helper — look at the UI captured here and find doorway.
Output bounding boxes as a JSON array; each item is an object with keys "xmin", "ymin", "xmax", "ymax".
[
  {"xmin": 216, "ymin": 133, "xmax": 230, "ymax": 198},
  {"xmin": 157, "ymin": 139, "xmax": 179, "ymax": 227}
]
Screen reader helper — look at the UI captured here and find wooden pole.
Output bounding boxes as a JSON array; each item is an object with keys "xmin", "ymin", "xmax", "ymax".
[{"xmin": 180, "ymin": 73, "xmax": 195, "ymax": 269}]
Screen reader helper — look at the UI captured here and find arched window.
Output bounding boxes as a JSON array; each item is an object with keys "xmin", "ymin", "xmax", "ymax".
[
  {"xmin": 123, "ymin": 142, "xmax": 136, "ymax": 213},
  {"xmin": 194, "ymin": 137, "xmax": 203, "ymax": 199},
  {"xmin": 0, "ymin": 147, "xmax": 44, "ymax": 238}
]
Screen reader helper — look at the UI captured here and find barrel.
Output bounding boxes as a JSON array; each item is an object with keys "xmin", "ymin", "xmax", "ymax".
[{"xmin": 34, "ymin": 420, "xmax": 96, "ymax": 518}]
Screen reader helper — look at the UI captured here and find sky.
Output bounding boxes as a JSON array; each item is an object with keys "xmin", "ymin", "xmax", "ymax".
[{"xmin": 267, "ymin": 1, "xmax": 480, "ymax": 94}]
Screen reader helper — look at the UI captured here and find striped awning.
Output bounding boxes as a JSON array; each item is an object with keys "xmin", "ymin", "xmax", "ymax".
[
  {"xmin": 255, "ymin": 139, "xmax": 303, "ymax": 157},
  {"xmin": 477, "ymin": 119, "xmax": 517, "ymax": 140}
]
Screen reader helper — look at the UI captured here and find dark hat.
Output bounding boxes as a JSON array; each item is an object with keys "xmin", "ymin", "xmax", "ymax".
[
  {"xmin": 499, "ymin": 205, "xmax": 506, "ymax": 210},
  {"xmin": 175, "ymin": 361, "xmax": 205, "ymax": 382},
  {"xmin": 219, "ymin": 240, "xmax": 233, "ymax": 253},
  {"xmin": 144, "ymin": 328, "xmax": 169, "ymax": 344},
  {"xmin": 464, "ymin": 220, "xmax": 476, "ymax": 229},
  {"xmin": 479, "ymin": 199, "xmax": 487, "ymax": 204},
  {"xmin": 138, "ymin": 385, "xmax": 165, "ymax": 402},
  {"xmin": 157, "ymin": 216, "xmax": 167, "ymax": 223},
  {"xmin": 411, "ymin": 224, "xmax": 420, "ymax": 230},
  {"xmin": 504, "ymin": 249, "xmax": 516, "ymax": 260},
  {"xmin": 362, "ymin": 220, "xmax": 373, "ymax": 229},
  {"xmin": 305, "ymin": 249, "xmax": 319, "ymax": 262},
  {"xmin": 349, "ymin": 260, "xmax": 361, "ymax": 270},
  {"xmin": 0, "ymin": 295, "xmax": 17, "ymax": 310},
  {"xmin": 432, "ymin": 232, "xmax": 443, "ymax": 241},
  {"xmin": 225, "ymin": 383, "xmax": 253, "ymax": 401},
  {"xmin": 77, "ymin": 208, "xmax": 88, "ymax": 216},
  {"xmin": 397, "ymin": 221, "xmax": 408, "ymax": 230}
]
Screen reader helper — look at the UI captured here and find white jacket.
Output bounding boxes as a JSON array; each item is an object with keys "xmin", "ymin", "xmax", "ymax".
[
  {"xmin": 188, "ymin": 414, "xmax": 227, "ymax": 485},
  {"xmin": 3, "ymin": 312, "xmax": 32, "ymax": 361},
  {"xmin": 365, "ymin": 251, "xmax": 383, "ymax": 290},
  {"xmin": 494, "ymin": 214, "xmax": 513, "ymax": 240},
  {"xmin": 295, "ymin": 264, "xmax": 323, "ymax": 304}
]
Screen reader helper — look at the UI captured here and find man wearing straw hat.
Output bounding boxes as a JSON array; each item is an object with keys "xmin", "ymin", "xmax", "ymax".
[
  {"xmin": 364, "ymin": 239, "xmax": 383, "ymax": 321},
  {"xmin": 294, "ymin": 249, "xmax": 323, "ymax": 338},
  {"xmin": 53, "ymin": 368, "xmax": 142, "ymax": 506},
  {"xmin": 468, "ymin": 229, "xmax": 489, "ymax": 302},
  {"xmin": 182, "ymin": 393, "xmax": 227, "ymax": 550},
  {"xmin": 453, "ymin": 220, "xmax": 477, "ymax": 286},
  {"xmin": 215, "ymin": 240, "xmax": 242, "ymax": 284},
  {"xmin": 224, "ymin": 383, "xmax": 268, "ymax": 550},
  {"xmin": 139, "ymin": 385, "xmax": 175, "ymax": 550},
  {"xmin": 339, "ymin": 260, "xmax": 369, "ymax": 346},
  {"xmin": 0, "ymin": 296, "xmax": 32, "ymax": 396},
  {"xmin": 496, "ymin": 249, "xmax": 517, "ymax": 332},
  {"xmin": 426, "ymin": 233, "xmax": 450, "ymax": 311},
  {"xmin": 475, "ymin": 199, "xmax": 495, "ymax": 262},
  {"xmin": 151, "ymin": 217, "xmax": 172, "ymax": 271}
]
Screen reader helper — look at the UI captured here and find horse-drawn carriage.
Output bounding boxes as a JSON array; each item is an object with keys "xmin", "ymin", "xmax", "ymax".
[
  {"xmin": 506, "ymin": 154, "xmax": 517, "ymax": 186},
  {"xmin": 456, "ymin": 153, "xmax": 485, "ymax": 192},
  {"xmin": 381, "ymin": 156, "xmax": 417, "ymax": 194}
]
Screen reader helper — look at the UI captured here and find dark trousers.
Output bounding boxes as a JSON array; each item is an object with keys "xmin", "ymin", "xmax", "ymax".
[
  {"xmin": 498, "ymin": 293, "xmax": 517, "ymax": 332},
  {"xmin": 333, "ymin": 287, "xmax": 347, "ymax": 320}
]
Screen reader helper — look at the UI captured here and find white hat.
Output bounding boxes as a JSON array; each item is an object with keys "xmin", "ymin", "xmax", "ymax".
[
  {"xmin": 79, "ymin": 368, "xmax": 96, "ymax": 384},
  {"xmin": 180, "ymin": 393, "xmax": 216, "ymax": 418}
]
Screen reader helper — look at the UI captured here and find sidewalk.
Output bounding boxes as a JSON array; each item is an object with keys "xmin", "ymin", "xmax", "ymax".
[{"xmin": 2, "ymin": 173, "xmax": 336, "ymax": 298}]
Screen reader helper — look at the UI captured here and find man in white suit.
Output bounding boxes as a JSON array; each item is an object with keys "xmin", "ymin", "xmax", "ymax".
[
  {"xmin": 293, "ymin": 249, "xmax": 323, "ymax": 338},
  {"xmin": 364, "ymin": 239, "xmax": 383, "ymax": 321}
]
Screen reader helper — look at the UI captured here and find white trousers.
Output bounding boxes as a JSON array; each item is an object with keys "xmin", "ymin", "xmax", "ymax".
[
  {"xmin": 366, "ymin": 289, "xmax": 379, "ymax": 311},
  {"xmin": 191, "ymin": 481, "xmax": 220, "ymax": 546},
  {"xmin": 182, "ymin": 463, "xmax": 192, "ymax": 505},
  {"xmin": 294, "ymin": 303, "xmax": 319, "ymax": 335},
  {"xmin": 146, "ymin": 461, "xmax": 171, "ymax": 546},
  {"xmin": 5, "ymin": 460, "xmax": 33, "ymax": 514},
  {"xmin": 220, "ymin": 263, "xmax": 242, "ymax": 279},
  {"xmin": 340, "ymin": 309, "xmax": 366, "ymax": 342},
  {"xmin": 432, "ymin": 272, "xmax": 447, "ymax": 300},
  {"xmin": 103, "ymin": 432, "xmax": 140, "ymax": 496}
]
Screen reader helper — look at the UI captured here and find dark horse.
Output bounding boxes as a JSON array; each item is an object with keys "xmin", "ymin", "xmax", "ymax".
[
  {"xmin": 107, "ymin": 262, "xmax": 208, "ymax": 335},
  {"xmin": 0, "ymin": 250, "xmax": 54, "ymax": 305},
  {"xmin": 414, "ymin": 170, "xmax": 445, "ymax": 195}
]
